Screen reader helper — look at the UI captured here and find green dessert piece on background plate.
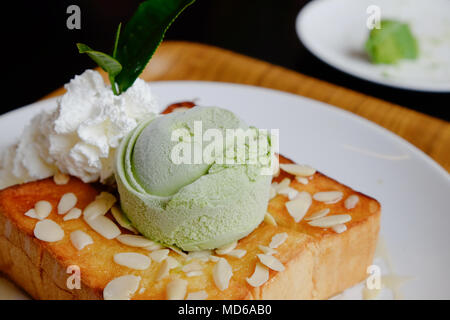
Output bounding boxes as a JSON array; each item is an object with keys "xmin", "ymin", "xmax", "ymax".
[{"xmin": 365, "ymin": 19, "xmax": 419, "ymax": 64}]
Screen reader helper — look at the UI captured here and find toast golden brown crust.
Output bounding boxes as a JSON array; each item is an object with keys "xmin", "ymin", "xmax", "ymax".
[{"xmin": 0, "ymin": 103, "xmax": 380, "ymax": 300}]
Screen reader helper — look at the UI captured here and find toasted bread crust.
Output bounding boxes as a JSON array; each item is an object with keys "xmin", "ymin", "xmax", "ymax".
[
  {"xmin": 0, "ymin": 104, "xmax": 380, "ymax": 300},
  {"xmin": 0, "ymin": 163, "xmax": 380, "ymax": 300}
]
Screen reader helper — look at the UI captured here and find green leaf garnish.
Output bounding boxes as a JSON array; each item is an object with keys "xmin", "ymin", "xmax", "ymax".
[
  {"xmin": 76, "ymin": 0, "xmax": 195, "ymax": 95},
  {"xmin": 76, "ymin": 43, "xmax": 122, "ymax": 95},
  {"xmin": 112, "ymin": 23, "xmax": 122, "ymax": 59},
  {"xmin": 115, "ymin": 0, "xmax": 195, "ymax": 93}
]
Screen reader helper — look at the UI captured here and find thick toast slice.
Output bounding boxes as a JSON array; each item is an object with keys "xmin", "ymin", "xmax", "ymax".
[{"xmin": 0, "ymin": 104, "xmax": 380, "ymax": 300}]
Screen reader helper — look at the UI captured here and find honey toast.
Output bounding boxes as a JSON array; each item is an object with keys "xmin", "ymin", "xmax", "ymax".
[{"xmin": 0, "ymin": 103, "xmax": 380, "ymax": 300}]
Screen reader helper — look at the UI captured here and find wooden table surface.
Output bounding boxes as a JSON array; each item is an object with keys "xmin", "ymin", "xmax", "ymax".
[{"xmin": 45, "ymin": 41, "xmax": 450, "ymax": 173}]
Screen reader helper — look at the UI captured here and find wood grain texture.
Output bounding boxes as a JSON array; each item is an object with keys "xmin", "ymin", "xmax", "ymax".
[{"xmin": 43, "ymin": 41, "xmax": 450, "ymax": 172}]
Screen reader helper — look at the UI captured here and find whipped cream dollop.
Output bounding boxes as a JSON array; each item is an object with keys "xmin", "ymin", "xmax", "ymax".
[{"xmin": 0, "ymin": 70, "xmax": 159, "ymax": 188}]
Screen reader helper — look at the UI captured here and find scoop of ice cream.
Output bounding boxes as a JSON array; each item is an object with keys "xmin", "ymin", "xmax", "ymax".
[
  {"xmin": 132, "ymin": 107, "xmax": 247, "ymax": 196},
  {"xmin": 115, "ymin": 107, "xmax": 272, "ymax": 251},
  {"xmin": 365, "ymin": 20, "xmax": 418, "ymax": 64}
]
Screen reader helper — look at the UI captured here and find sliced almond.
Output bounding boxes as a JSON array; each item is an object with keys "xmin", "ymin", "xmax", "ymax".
[
  {"xmin": 70, "ymin": 230, "xmax": 93, "ymax": 250},
  {"xmin": 58, "ymin": 193, "xmax": 77, "ymax": 215},
  {"xmin": 215, "ymin": 242, "xmax": 237, "ymax": 255},
  {"xmin": 166, "ymin": 256, "xmax": 180, "ymax": 269},
  {"xmin": 258, "ymin": 245, "xmax": 277, "ymax": 255},
  {"xmin": 277, "ymin": 187, "xmax": 299, "ymax": 200},
  {"xmin": 273, "ymin": 178, "xmax": 291, "ymax": 192},
  {"xmin": 186, "ymin": 290, "xmax": 208, "ymax": 300},
  {"xmin": 182, "ymin": 262, "xmax": 203, "ymax": 273},
  {"xmin": 156, "ymin": 257, "xmax": 179, "ymax": 281},
  {"xmin": 114, "ymin": 252, "xmax": 151, "ymax": 270},
  {"xmin": 277, "ymin": 186, "xmax": 294, "ymax": 195},
  {"xmin": 246, "ymin": 263, "xmax": 269, "ymax": 287},
  {"xmin": 269, "ymin": 232, "xmax": 288, "ymax": 249},
  {"xmin": 34, "ymin": 219, "xmax": 64, "ymax": 242},
  {"xmin": 332, "ymin": 224, "xmax": 348, "ymax": 234},
  {"xmin": 149, "ymin": 249, "xmax": 169, "ymax": 263},
  {"xmin": 83, "ymin": 192, "xmax": 116, "ymax": 221},
  {"xmin": 53, "ymin": 172, "xmax": 70, "ymax": 185},
  {"xmin": 111, "ymin": 206, "xmax": 138, "ymax": 233},
  {"xmin": 272, "ymin": 154, "xmax": 280, "ymax": 177},
  {"xmin": 63, "ymin": 208, "xmax": 82, "ymax": 221},
  {"xmin": 35, "ymin": 200, "xmax": 52, "ymax": 219},
  {"xmin": 264, "ymin": 212, "xmax": 277, "ymax": 226},
  {"xmin": 285, "ymin": 191, "xmax": 312, "ymax": 222},
  {"xmin": 304, "ymin": 208, "xmax": 330, "ymax": 221},
  {"xmin": 225, "ymin": 249, "xmax": 246, "ymax": 258},
  {"xmin": 209, "ymin": 255, "xmax": 220, "ymax": 262},
  {"xmin": 170, "ymin": 246, "xmax": 188, "ymax": 258},
  {"xmin": 24, "ymin": 208, "xmax": 40, "ymax": 220},
  {"xmin": 99, "ymin": 191, "xmax": 116, "ymax": 202},
  {"xmin": 213, "ymin": 258, "xmax": 233, "ymax": 291},
  {"xmin": 186, "ymin": 271, "xmax": 203, "ymax": 277},
  {"xmin": 116, "ymin": 234, "xmax": 158, "ymax": 248},
  {"xmin": 288, "ymin": 190, "xmax": 299, "ymax": 200},
  {"xmin": 187, "ymin": 250, "xmax": 212, "ymax": 261},
  {"xmin": 257, "ymin": 254, "xmax": 285, "ymax": 272},
  {"xmin": 144, "ymin": 243, "xmax": 163, "ymax": 251},
  {"xmin": 313, "ymin": 191, "xmax": 343, "ymax": 204},
  {"xmin": 166, "ymin": 279, "xmax": 187, "ymax": 300},
  {"xmin": 307, "ymin": 214, "xmax": 351, "ymax": 228},
  {"xmin": 296, "ymin": 177, "xmax": 309, "ymax": 185},
  {"xmin": 84, "ymin": 215, "xmax": 120, "ymax": 239},
  {"xmin": 156, "ymin": 260, "xmax": 171, "ymax": 281},
  {"xmin": 344, "ymin": 195, "xmax": 359, "ymax": 210},
  {"xmin": 103, "ymin": 275, "xmax": 141, "ymax": 300},
  {"xmin": 280, "ymin": 164, "xmax": 316, "ymax": 177}
]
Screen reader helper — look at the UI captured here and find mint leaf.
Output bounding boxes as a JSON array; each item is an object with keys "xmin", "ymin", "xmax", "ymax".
[
  {"xmin": 114, "ymin": 0, "xmax": 195, "ymax": 93},
  {"xmin": 76, "ymin": 0, "xmax": 194, "ymax": 95},
  {"xmin": 77, "ymin": 43, "xmax": 122, "ymax": 95}
]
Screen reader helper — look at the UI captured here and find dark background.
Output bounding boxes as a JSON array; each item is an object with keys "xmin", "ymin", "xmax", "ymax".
[{"xmin": 3, "ymin": 0, "xmax": 449, "ymax": 120}]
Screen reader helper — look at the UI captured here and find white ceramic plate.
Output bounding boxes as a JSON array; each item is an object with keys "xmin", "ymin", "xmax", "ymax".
[
  {"xmin": 296, "ymin": 0, "xmax": 450, "ymax": 92},
  {"xmin": 0, "ymin": 81, "xmax": 449, "ymax": 299}
]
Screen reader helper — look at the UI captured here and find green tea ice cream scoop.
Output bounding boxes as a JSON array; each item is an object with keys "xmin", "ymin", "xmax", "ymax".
[{"xmin": 115, "ymin": 107, "xmax": 273, "ymax": 251}]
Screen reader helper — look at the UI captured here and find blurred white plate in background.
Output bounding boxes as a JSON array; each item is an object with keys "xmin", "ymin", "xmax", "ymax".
[{"xmin": 296, "ymin": 0, "xmax": 450, "ymax": 92}]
